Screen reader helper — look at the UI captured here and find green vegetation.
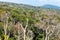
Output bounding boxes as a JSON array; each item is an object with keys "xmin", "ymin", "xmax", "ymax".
[{"xmin": 0, "ymin": 2, "xmax": 60, "ymax": 40}]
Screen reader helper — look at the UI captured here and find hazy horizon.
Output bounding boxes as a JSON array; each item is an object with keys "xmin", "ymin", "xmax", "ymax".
[{"xmin": 0, "ymin": 0, "xmax": 60, "ymax": 7}]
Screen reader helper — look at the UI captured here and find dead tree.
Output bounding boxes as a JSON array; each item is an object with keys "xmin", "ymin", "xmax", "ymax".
[
  {"xmin": 26, "ymin": 30, "xmax": 34, "ymax": 40},
  {"xmin": 37, "ymin": 16, "xmax": 57, "ymax": 40},
  {"xmin": 1, "ymin": 11, "xmax": 10, "ymax": 40},
  {"xmin": 14, "ymin": 18, "xmax": 29, "ymax": 40}
]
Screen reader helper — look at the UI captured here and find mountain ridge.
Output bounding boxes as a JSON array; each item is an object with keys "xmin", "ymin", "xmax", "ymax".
[
  {"xmin": 41, "ymin": 4, "xmax": 60, "ymax": 10},
  {"xmin": 0, "ymin": 2, "xmax": 60, "ymax": 11}
]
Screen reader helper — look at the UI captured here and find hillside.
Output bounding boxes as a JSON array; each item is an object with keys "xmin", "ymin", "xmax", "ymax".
[
  {"xmin": 42, "ymin": 4, "xmax": 60, "ymax": 10},
  {"xmin": 0, "ymin": 2, "xmax": 60, "ymax": 40}
]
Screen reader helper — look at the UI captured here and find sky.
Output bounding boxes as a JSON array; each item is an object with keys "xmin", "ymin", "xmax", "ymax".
[{"xmin": 0, "ymin": 0, "xmax": 60, "ymax": 6}]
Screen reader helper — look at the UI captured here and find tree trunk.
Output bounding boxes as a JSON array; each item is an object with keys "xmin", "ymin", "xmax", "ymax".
[
  {"xmin": 17, "ymin": 28, "xmax": 20, "ymax": 40},
  {"xmin": 43, "ymin": 31, "xmax": 45, "ymax": 40},
  {"xmin": 24, "ymin": 30, "xmax": 26, "ymax": 40},
  {"xmin": 45, "ymin": 29, "xmax": 48, "ymax": 40}
]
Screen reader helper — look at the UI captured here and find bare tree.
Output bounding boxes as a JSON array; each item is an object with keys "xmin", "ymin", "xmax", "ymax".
[
  {"xmin": 0, "ymin": 11, "xmax": 10, "ymax": 40},
  {"xmin": 14, "ymin": 18, "xmax": 29, "ymax": 40},
  {"xmin": 35, "ymin": 14, "xmax": 57, "ymax": 40},
  {"xmin": 26, "ymin": 30, "xmax": 34, "ymax": 40}
]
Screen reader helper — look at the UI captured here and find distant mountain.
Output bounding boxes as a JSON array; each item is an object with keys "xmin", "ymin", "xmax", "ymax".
[
  {"xmin": 0, "ymin": 2, "xmax": 60, "ymax": 11},
  {"xmin": 0, "ymin": 2, "xmax": 60, "ymax": 10},
  {"xmin": 0, "ymin": 2, "xmax": 39, "ymax": 10},
  {"xmin": 42, "ymin": 4, "xmax": 60, "ymax": 10}
]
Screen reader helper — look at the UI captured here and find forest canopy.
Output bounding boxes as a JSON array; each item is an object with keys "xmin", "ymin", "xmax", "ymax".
[{"xmin": 0, "ymin": 2, "xmax": 60, "ymax": 40}]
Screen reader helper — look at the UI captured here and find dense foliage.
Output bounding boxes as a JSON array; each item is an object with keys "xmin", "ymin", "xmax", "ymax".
[{"xmin": 0, "ymin": 2, "xmax": 60, "ymax": 40}]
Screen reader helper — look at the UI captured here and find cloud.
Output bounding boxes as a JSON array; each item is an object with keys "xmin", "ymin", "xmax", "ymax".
[
  {"xmin": 37, "ymin": 0, "xmax": 60, "ymax": 6},
  {"xmin": 38, "ymin": 0, "xmax": 60, "ymax": 3}
]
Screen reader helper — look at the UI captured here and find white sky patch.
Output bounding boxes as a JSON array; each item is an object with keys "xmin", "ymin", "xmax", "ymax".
[
  {"xmin": 38, "ymin": 0, "xmax": 60, "ymax": 6},
  {"xmin": 38, "ymin": 0, "xmax": 60, "ymax": 3}
]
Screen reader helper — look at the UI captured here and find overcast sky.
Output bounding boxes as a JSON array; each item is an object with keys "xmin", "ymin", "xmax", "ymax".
[{"xmin": 0, "ymin": 0, "xmax": 60, "ymax": 6}]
